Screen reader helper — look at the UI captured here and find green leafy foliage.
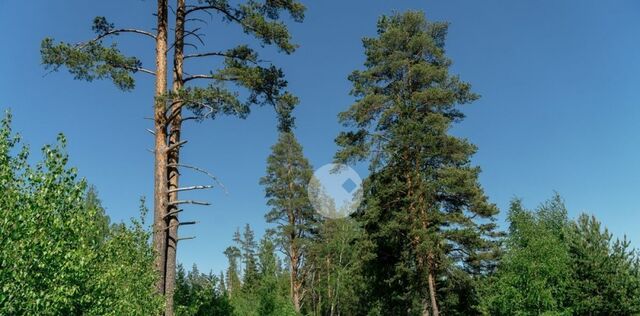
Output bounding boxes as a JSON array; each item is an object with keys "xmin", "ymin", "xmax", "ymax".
[
  {"xmin": 254, "ymin": 236, "xmax": 296, "ymax": 316},
  {"xmin": 480, "ymin": 194, "xmax": 640, "ymax": 316},
  {"xmin": 216, "ymin": 228, "xmax": 295, "ymax": 316},
  {"xmin": 174, "ymin": 264, "xmax": 233, "ymax": 316},
  {"xmin": 305, "ymin": 218, "xmax": 372, "ymax": 316},
  {"xmin": 83, "ymin": 202, "xmax": 164, "ymax": 315},
  {"xmin": 480, "ymin": 197, "xmax": 573, "ymax": 316},
  {"xmin": 0, "ymin": 113, "xmax": 162, "ymax": 315}
]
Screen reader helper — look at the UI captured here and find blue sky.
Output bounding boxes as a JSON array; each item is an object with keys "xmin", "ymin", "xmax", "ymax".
[{"xmin": 2, "ymin": 0, "xmax": 640, "ymax": 273}]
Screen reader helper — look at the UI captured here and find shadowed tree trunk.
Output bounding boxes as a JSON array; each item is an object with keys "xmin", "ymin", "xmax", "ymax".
[
  {"xmin": 290, "ymin": 238, "xmax": 301, "ymax": 312},
  {"xmin": 428, "ymin": 266, "xmax": 439, "ymax": 316},
  {"xmin": 165, "ymin": 0, "xmax": 185, "ymax": 314}
]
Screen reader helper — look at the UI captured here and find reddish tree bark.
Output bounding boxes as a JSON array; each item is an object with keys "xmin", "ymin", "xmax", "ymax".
[{"xmin": 152, "ymin": 0, "xmax": 169, "ymax": 298}]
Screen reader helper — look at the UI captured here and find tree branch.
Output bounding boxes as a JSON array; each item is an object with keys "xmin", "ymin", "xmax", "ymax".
[
  {"xmin": 169, "ymin": 200, "xmax": 211, "ymax": 206},
  {"xmin": 184, "ymin": 51, "xmax": 227, "ymax": 59},
  {"xmin": 168, "ymin": 185, "xmax": 214, "ymax": 193},
  {"xmin": 184, "ymin": 51, "xmax": 263, "ymax": 66},
  {"xmin": 185, "ymin": 5, "xmax": 258, "ymax": 35},
  {"xmin": 168, "ymin": 163, "xmax": 228, "ymax": 194},
  {"xmin": 163, "ymin": 209, "xmax": 184, "ymax": 219},
  {"xmin": 181, "ymin": 116, "xmax": 198, "ymax": 122},
  {"xmin": 179, "ymin": 221, "xmax": 197, "ymax": 226},
  {"xmin": 183, "ymin": 28, "xmax": 205, "ymax": 46},
  {"xmin": 78, "ymin": 28, "xmax": 156, "ymax": 48},
  {"xmin": 183, "ymin": 74, "xmax": 216, "ymax": 82},
  {"xmin": 166, "ymin": 140, "xmax": 188, "ymax": 153},
  {"xmin": 130, "ymin": 67, "xmax": 156, "ymax": 76},
  {"xmin": 186, "ymin": 17, "xmax": 208, "ymax": 25}
]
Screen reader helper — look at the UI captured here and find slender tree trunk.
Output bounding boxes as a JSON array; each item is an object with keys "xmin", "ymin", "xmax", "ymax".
[
  {"xmin": 152, "ymin": 0, "xmax": 169, "ymax": 298},
  {"xmin": 406, "ymin": 164, "xmax": 433, "ymax": 316},
  {"xmin": 165, "ymin": 0, "xmax": 185, "ymax": 315},
  {"xmin": 285, "ymin": 161, "xmax": 303, "ymax": 313},
  {"xmin": 416, "ymin": 254, "xmax": 431, "ymax": 316},
  {"xmin": 290, "ymin": 242, "xmax": 301, "ymax": 312},
  {"xmin": 326, "ymin": 256, "xmax": 334, "ymax": 316},
  {"xmin": 421, "ymin": 297, "xmax": 431, "ymax": 316},
  {"xmin": 427, "ymin": 259, "xmax": 439, "ymax": 316}
]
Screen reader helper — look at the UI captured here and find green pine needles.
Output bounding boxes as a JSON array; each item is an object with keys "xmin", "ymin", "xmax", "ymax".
[{"xmin": 335, "ymin": 11, "xmax": 501, "ymax": 315}]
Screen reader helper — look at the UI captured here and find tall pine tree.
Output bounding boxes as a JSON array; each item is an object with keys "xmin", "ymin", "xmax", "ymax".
[
  {"xmin": 40, "ymin": 2, "xmax": 305, "ymax": 312},
  {"xmin": 335, "ymin": 11, "xmax": 500, "ymax": 315},
  {"xmin": 260, "ymin": 130, "xmax": 316, "ymax": 312}
]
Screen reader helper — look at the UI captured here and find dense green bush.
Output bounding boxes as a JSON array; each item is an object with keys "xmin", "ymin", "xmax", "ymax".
[
  {"xmin": 480, "ymin": 195, "xmax": 640, "ymax": 315},
  {"xmin": 0, "ymin": 113, "xmax": 162, "ymax": 315}
]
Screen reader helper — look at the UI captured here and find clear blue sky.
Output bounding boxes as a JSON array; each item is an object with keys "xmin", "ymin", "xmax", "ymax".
[{"xmin": 2, "ymin": 0, "xmax": 640, "ymax": 274}]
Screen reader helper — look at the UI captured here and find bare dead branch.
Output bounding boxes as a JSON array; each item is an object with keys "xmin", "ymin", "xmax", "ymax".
[
  {"xmin": 183, "ymin": 28, "xmax": 205, "ymax": 46},
  {"xmin": 179, "ymin": 221, "xmax": 197, "ymax": 226},
  {"xmin": 78, "ymin": 28, "xmax": 156, "ymax": 48},
  {"xmin": 186, "ymin": 17, "xmax": 208, "ymax": 25},
  {"xmin": 163, "ymin": 209, "xmax": 184, "ymax": 219},
  {"xmin": 185, "ymin": 5, "xmax": 258, "ymax": 35},
  {"xmin": 181, "ymin": 116, "xmax": 198, "ymax": 122},
  {"xmin": 168, "ymin": 185, "xmax": 214, "ymax": 193},
  {"xmin": 169, "ymin": 200, "xmax": 211, "ymax": 206},
  {"xmin": 168, "ymin": 163, "xmax": 228, "ymax": 194},
  {"xmin": 166, "ymin": 140, "xmax": 188, "ymax": 153},
  {"xmin": 183, "ymin": 74, "xmax": 216, "ymax": 82},
  {"xmin": 185, "ymin": 52, "xmax": 262, "ymax": 67},
  {"xmin": 132, "ymin": 67, "xmax": 157, "ymax": 76},
  {"xmin": 178, "ymin": 236, "xmax": 196, "ymax": 241},
  {"xmin": 184, "ymin": 42, "xmax": 199, "ymax": 50},
  {"xmin": 184, "ymin": 51, "xmax": 226, "ymax": 59},
  {"xmin": 165, "ymin": 99, "xmax": 190, "ymax": 123}
]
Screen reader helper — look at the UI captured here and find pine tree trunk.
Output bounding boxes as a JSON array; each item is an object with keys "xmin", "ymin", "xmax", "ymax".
[
  {"xmin": 421, "ymin": 297, "xmax": 431, "ymax": 316},
  {"xmin": 152, "ymin": 0, "xmax": 169, "ymax": 298},
  {"xmin": 427, "ymin": 266, "xmax": 439, "ymax": 316},
  {"xmin": 290, "ymin": 243, "xmax": 301, "ymax": 312},
  {"xmin": 165, "ymin": 0, "xmax": 185, "ymax": 315}
]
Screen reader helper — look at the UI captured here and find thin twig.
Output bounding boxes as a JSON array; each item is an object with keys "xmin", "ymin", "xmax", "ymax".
[{"xmin": 77, "ymin": 28, "xmax": 156, "ymax": 48}]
